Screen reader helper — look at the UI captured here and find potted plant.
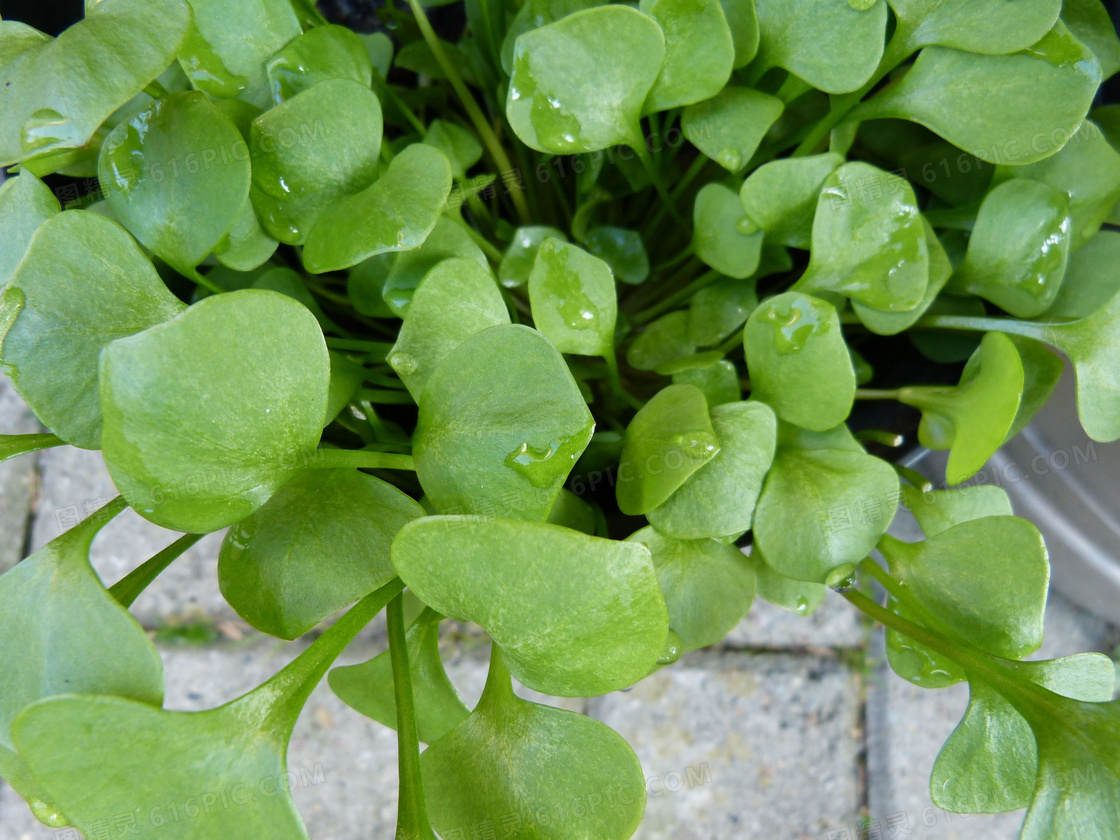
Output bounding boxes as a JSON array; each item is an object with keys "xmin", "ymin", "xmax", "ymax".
[{"xmin": 2, "ymin": 0, "xmax": 1120, "ymax": 837}]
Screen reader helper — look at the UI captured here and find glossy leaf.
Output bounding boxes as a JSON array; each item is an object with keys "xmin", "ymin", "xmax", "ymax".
[
  {"xmin": 888, "ymin": 0, "xmax": 1061, "ymax": 54},
  {"xmin": 616, "ymin": 383, "xmax": 720, "ymax": 516},
  {"xmin": 639, "ymin": 0, "xmax": 734, "ymax": 114},
  {"xmin": 266, "ymin": 24, "xmax": 372, "ymax": 103},
  {"xmin": 688, "ymin": 276, "xmax": 758, "ymax": 346},
  {"xmin": 648, "ymin": 400, "xmax": 776, "ymax": 539},
  {"xmin": 1046, "ymin": 229, "xmax": 1120, "ymax": 318},
  {"xmin": 213, "ymin": 196, "xmax": 279, "ymax": 271},
  {"xmin": 0, "ymin": 173, "xmax": 58, "ymax": 286},
  {"xmin": 219, "ymin": 469, "xmax": 424, "ymax": 639},
  {"xmin": 583, "ymin": 226, "xmax": 650, "ymax": 285},
  {"xmin": 853, "ymin": 22, "xmax": 1101, "ymax": 165},
  {"xmin": 949, "ymin": 179, "xmax": 1071, "ymax": 318},
  {"xmin": 0, "ymin": 499, "xmax": 162, "ymax": 825},
  {"xmin": 0, "ymin": 433, "xmax": 64, "ymax": 463},
  {"xmin": 12, "ymin": 584, "xmax": 398, "ymax": 839},
  {"xmin": 626, "ymin": 310, "xmax": 697, "ymax": 371},
  {"xmin": 100, "ymin": 92, "xmax": 250, "ymax": 272},
  {"xmin": 899, "ymin": 332, "xmax": 1024, "ymax": 483},
  {"xmin": 720, "ymin": 0, "xmax": 759, "ymax": 67},
  {"xmin": 745, "ymin": 292, "xmax": 855, "ymax": 432},
  {"xmin": 499, "ymin": 226, "xmax": 567, "ymax": 288},
  {"xmin": 796, "ymin": 162, "xmax": 929, "ymax": 313},
  {"xmin": 100, "ymin": 290, "xmax": 330, "ymax": 533},
  {"xmin": 681, "ymin": 86, "xmax": 783, "ymax": 172},
  {"xmin": 422, "ymin": 119, "xmax": 483, "ymax": 180},
  {"xmin": 754, "ymin": 434, "xmax": 898, "ymax": 583},
  {"xmin": 852, "ymin": 218, "xmax": 950, "ymax": 335},
  {"xmin": 392, "ymin": 517, "xmax": 668, "ymax": 695},
  {"xmin": 693, "ymin": 183, "xmax": 763, "ymax": 279},
  {"xmin": 628, "ymin": 526, "xmax": 755, "ymax": 651},
  {"xmin": 743, "ymin": 546, "xmax": 826, "ymax": 616},
  {"xmin": 506, "ymin": 5, "xmax": 665, "ymax": 154},
  {"xmin": 1062, "ymin": 0, "xmax": 1120, "ymax": 79},
  {"xmin": 0, "ymin": 211, "xmax": 185, "ymax": 449},
  {"xmin": 0, "ymin": 0, "xmax": 191, "ymax": 166},
  {"xmin": 1006, "ymin": 335, "xmax": 1064, "ymax": 438},
  {"xmin": 389, "ymin": 258, "xmax": 510, "ymax": 400},
  {"xmin": 414, "ymin": 324, "xmax": 594, "ymax": 521},
  {"xmin": 329, "ymin": 609, "xmax": 469, "ymax": 744},
  {"xmin": 528, "ymin": 238, "xmax": 617, "ymax": 357},
  {"xmin": 901, "ymin": 483, "xmax": 1013, "ymax": 538},
  {"xmin": 382, "ymin": 217, "xmax": 489, "ymax": 316},
  {"xmin": 499, "ymin": 0, "xmax": 603, "ymax": 74},
  {"xmin": 671, "ymin": 359, "xmax": 740, "ymax": 407},
  {"xmin": 250, "ymin": 79, "xmax": 383, "ymax": 245},
  {"xmin": 739, "ymin": 153, "xmax": 842, "ymax": 249},
  {"xmin": 752, "ymin": 0, "xmax": 888, "ymax": 94},
  {"xmin": 421, "ymin": 650, "xmax": 647, "ymax": 839}
]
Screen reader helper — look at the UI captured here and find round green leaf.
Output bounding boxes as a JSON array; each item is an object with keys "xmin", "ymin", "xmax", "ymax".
[
  {"xmin": 681, "ymin": 86, "xmax": 783, "ymax": 172},
  {"xmin": 219, "ymin": 469, "xmax": 424, "ymax": 639},
  {"xmin": 616, "ymin": 383, "xmax": 720, "ymax": 516},
  {"xmin": 414, "ymin": 324, "xmax": 594, "ymax": 521},
  {"xmin": 266, "ymin": 24, "xmax": 372, "ymax": 103},
  {"xmin": 0, "ymin": 172, "xmax": 58, "ymax": 286},
  {"xmin": 687, "ymin": 276, "xmax": 759, "ymax": 346},
  {"xmin": 583, "ymin": 226, "xmax": 650, "ymax": 285},
  {"xmin": 739, "ymin": 153, "xmax": 843, "ymax": 249},
  {"xmin": 528, "ymin": 238, "xmax": 618, "ymax": 357},
  {"xmin": 647, "ymin": 400, "xmax": 776, "ymax": 539},
  {"xmin": 1045, "ymin": 229, "xmax": 1120, "ymax": 318},
  {"xmin": 671, "ymin": 359, "xmax": 741, "ymax": 407},
  {"xmin": 888, "ymin": 0, "xmax": 1061, "ymax": 54},
  {"xmin": 626, "ymin": 310, "xmax": 697, "ymax": 370},
  {"xmin": 949, "ymin": 179, "xmax": 1071, "ymax": 318},
  {"xmin": 745, "ymin": 292, "xmax": 856, "ymax": 432},
  {"xmin": 499, "ymin": 226, "xmax": 568, "ymax": 288},
  {"xmin": 720, "ymin": 0, "xmax": 759, "ymax": 67},
  {"xmin": 628, "ymin": 526, "xmax": 755, "ymax": 651},
  {"xmin": 639, "ymin": 0, "xmax": 734, "ymax": 114},
  {"xmin": 693, "ymin": 182, "xmax": 764, "ymax": 279},
  {"xmin": 382, "ymin": 217, "xmax": 489, "ymax": 316},
  {"xmin": 303, "ymin": 143, "xmax": 453, "ymax": 273},
  {"xmin": 422, "ymin": 119, "xmax": 483, "ymax": 181},
  {"xmin": 1063, "ymin": 0, "xmax": 1120, "ymax": 79},
  {"xmin": 392, "ymin": 516, "xmax": 669, "ymax": 695},
  {"xmin": 212, "ymin": 196, "xmax": 279, "ymax": 271},
  {"xmin": 901, "ymin": 483, "xmax": 1013, "ymax": 538},
  {"xmin": 743, "ymin": 546, "xmax": 826, "ymax": 616},
  {"xmin": 249, "ymin": 78, "xmax": 383, "ymax": 245},
  {"xmin": 499, "ymin": 0, "xmax": 604, "ymax": 75},
  {"xmin": 506, "ymin": 5, "xmax": 666, "ymax": 154},
  {"xmin": 99, "ymin": 91, "xmax": 251, "ymax": 272},
  {"xmin": 752, "ymin": 0, "xmax": 888, "ymax": 94},
  {"xmin": 796, "ymin": 162, "xmax": 930, "ymax": 312},
  {"xmin": 852, "ymin": 21, "xmax": 1101, "ymax": 164},
  {"xmin": 389, "ymin": 257, "xmax": 510, "ymax": 401},
  {"xmin": 100, "ymin": 289, "xmax": 330, "ymax": 533},
  {"xmin": 0, "ymin": 211, "xmax": 186, "ymax": 449}
]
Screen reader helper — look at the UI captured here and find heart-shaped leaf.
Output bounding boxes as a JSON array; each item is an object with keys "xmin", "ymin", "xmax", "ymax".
[
  {"xmin": 382, "ymin": 217, "xmax": 489, "ymax": 316},
  {"xmin": 499, "ymin": 226, "xmax": 568, "ymax": 288},
  {"xmin": 219, "ymin": 469, "xmax": 424, "ymax": 639},
  {"xmin": 414, "ymin": 324, "xmax": 594, "ymax": 521},
  {"xmin": 0, "ymin": 498, "xmax": 162, "ymax": 826},
  {"xmin": 329, "ymin": 608, "xmax": 469, "ymax": 745},
  {"xmin": 693, "ymin": 182, "xmax": 764, "ymax": 279},
  {"xmin": 626, "ymin": 310, "xmax": 697, "ymax": 370},
  {"xmin": 100, "ymin": 289, "xmax": 330, "ymax": 533},
  {"xmin": 795, "ymin": 162, "xmax": 930, "ymax": 313},
  {"xmin": 753, "ymin": 431, "xmax": 898, "ymax": 583},
  {"xmin": 948, "ymin": 179, "xmax": 1071, "ymax": 318},
  {"xmin": 99, "ymin": 91, "xmax": 251, "ymax": 272},
  {"xmin": 12, "ymin": 582, "xmax": 399, "ymax": 839},
  {"xmin": 901, "ymin": 483, "xmax": 1012, "ymax": 538},
  {"xmin": 177, "ymin": 0, "xmax": 302, "ymax": 107},
  {"xmin": 672, "ymin": 359, "xmax": 740, "ymax": 407},
  {"xmin": 681, "ymin": 86, "xmax": 783, "ymax": 172},
  {"xmin": 0, "ymin": 0, "xmax": 191, "ymax": 166},
  {"xmin": 852, "ymin": 21, "xmax": 1101, "ymax": 164},
  {"xmin": 420, "ymin": 649, "xmax": 647, "ymax": 839},
  {"xmin": 887, "ymin": 0, "xmax": 1061, "ymax": 54},
  {"xmin": 583, "ymin": 226, "xmax": 650, "ymax": 285},
  {"xmin": 616, "ymin": 383, "xmax": 720, "ymax": 516},
  {"xmin": 266, "ymin": 24, "xmax": 372, "ymax": 103},
  {"xmin": 639, "ymin": 0, "xmax": 734, "ymax": 114},
  {"xmin": 899, "ymin": 332, "xmax": 1024, "ymax": 483},
  {"xmin": 303, "ymin": 143, "xmax": 453, "ymax": 273},
  {"xmin": 647, "ymin": 400, "xmax": 776, "ymax": 539},
  {"xmin": 528, "ymin": 238, "xmax": 617, "ymax": 357},
  {"xmin": 745, "ymin": 292, "xmax": 856, "ymax": 431},
  {"xmin": 389, "ymin": 257, "xmax": 510, "ymax": 400},
  {"xmin": 0, "ymin": 173, "xmax": 58, "ymax": 286},
  {"xmin": 752, "ymin": 0, "xmax": 888, "ymax": 94},
  {"xmin": 0, "ymin": 211, "xmax": 186, "ymax": 449},
  {"xmin": 394, "ymin": 516, "xmax": 667, "ymax": 694},
  {"xmin": 688, "ymin": 276, "xmax": 759, "ymax": 346},
  {"xmin": 250, "ymin": 78, "xmax": 383, "ymax": 245},
  {"xmin": 628, "ymin": 525, "xmax": 755, "ymax": 651},
  {"xmin": 739, "ymin": 153, "xmax": 842, "ymax": 249},
  {"xmin": 506, "ymin": 5, "xmax": 665, "ymax": 154}
]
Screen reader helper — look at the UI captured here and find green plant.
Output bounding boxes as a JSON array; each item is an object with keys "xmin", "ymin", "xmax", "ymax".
[{"xmin": 2, "ymin": 0, "xmax": 1120, "ymax": 837}]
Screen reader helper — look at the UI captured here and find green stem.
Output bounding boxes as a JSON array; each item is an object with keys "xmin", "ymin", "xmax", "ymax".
[
  {"xmin": 894, "ymin": 464, "xmax": 933, "ymax": 492},
  {"xmin": 910, "ymin": 314, "xmax": 1051, "ymax": 341},
  {"xmin": 461, "ymin": 221, "xmax": 505, "ymax": 263},
  {"xmin": 143, "ymin": 79, "xmax": 170, "ymax": 99},
  {"xmin": 388, "ymin": 593, "xmax": 438, "ymax": 840},
  {"xmin": 635, "ymin": 141, "xmax": 683, "ymax": 223},
  {"xmin": 717, "ymin": 327, "xmax": 745, "ymax": 357},
  {"xmin": 854, "ymin": 388, "xmax": 902, "ymax": 400},
  {"xmin": 110, "ymin": 533, "xmax": 204, "ymax": 608},
  {"xmin": 604, "ymin": 349, "xmax": 643, "ymax": 411},
  {"xmin": 310, "ymin": 449, "xmax": 416, "ymax": 472},
  {"xmin": 327, "ymin": 338, "xmax": 396, "ymax": 356},
  {"xmin": 854, "ymin": 429, "xmax": 904, "ymax": 447},
  {"xmin": 405, "ymin": 0, "xmax": 531, "ymax": 224},
  {"xmin": 182, "ymin": 265, "xmax": 224, "ymax": 295},
  {"xmin": 857, "ymin": 557, "xmax": 910, "ymax": 604},
  {"xmin": 632, "ymin": 270, "xmax": 720, "ymax": 325},
  {"xmin": 775, "ymin": 74, "xmax": 811, "ymax": 104}
]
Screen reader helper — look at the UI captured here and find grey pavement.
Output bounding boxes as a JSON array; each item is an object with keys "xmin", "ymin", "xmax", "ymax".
[{"xmin": 1, "ymin": 377, "xmax": 1117, "ymax": 840}]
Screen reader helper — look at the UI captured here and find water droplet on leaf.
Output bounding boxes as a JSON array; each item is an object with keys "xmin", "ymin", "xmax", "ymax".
[
  {"xmin": 657, "ymin": 629, "xmax": 683, "ymax": 664},
  {"xmin": 717, "ymin": 147, "xmax": 742, "ymax": 170},
  {"xmin": 825, "ymin": 563, "xmax": 857, "ymax": 592},
  {"xmin": 389, "ymin": 351, "xmax": 419, "ymax": 375}
]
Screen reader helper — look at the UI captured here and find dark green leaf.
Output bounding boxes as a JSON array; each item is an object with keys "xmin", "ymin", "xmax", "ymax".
[
  {"xmin": 626, "ymin": 310, "xmax": 697, "ymax": 370},
  {"xmin": 681, "ymin": 86, "xmax": 783, "ymax": 172},
  {"xmin": 266, "ymin": 24, "xmax": 372, "ymax": 103},
  {"xmin": 671, "ymin": 359, "xmax": 740, "ymax": 406},
  {"xmin": 639, "ymin": 0, "xmax": 734, "ymax": 113},
  {"xmin": 739, "ymin": 153, "xmax": 843, "ymax": 249},
  {"xmin": 688, "ymin": 276, "xmax": 758, "ymax": 346},
  {"xmin": 528, "ymin": 238, "xmax": 617, "ymax": 357},
  {"xmin": 499, "ymin": 226, "xmax": 568, "ymax": 288},
  {"xmin": 583, "ymin": 226, "xmax": 650, "ymax": 285}
]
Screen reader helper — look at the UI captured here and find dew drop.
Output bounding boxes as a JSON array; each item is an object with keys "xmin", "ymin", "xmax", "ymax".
[
  {"xmin": 825, "ymin": 563, "xmax": 857, "ymax": 592},
  {"xmin": 795, "ymin": 595, "xmax": 811, "ymax": 615},
  {"xmin": 20, "ymin": 108, "xmax": 72, "ymax": 153},
  {"xmin": 736, "ymin": 216, "xmax": 759, "ymax": 236},
  {"xmin": 657, "ymin": 629, "xmax": 683, "ymax": 665},
  {"xmin": 505, "ymin": 440, "xmax": 566, "ymax": 488},
  {"xmin": 389, "ymin": 351, "xmax": 419, "ymax": 375},
  {"xmin": 848, "ymin": 0, "xmax": 877, "ymax": 9},
  {"xmin": 716, "ymin": 147, "xmax": 742, "ymax": 170}
]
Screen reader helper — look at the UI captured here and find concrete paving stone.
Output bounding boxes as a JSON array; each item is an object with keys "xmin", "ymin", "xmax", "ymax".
[
  {"xmin": 589, "ymin": 649, "xmax": 863, "ymax": 840},
  {"xmin": 0, "ymin": 378, "xmax": 40, "ymax": 574},
  {"xmin": 864, "ymin": 591, "xmax": 1119, "ymax": 840},
  {"xmin": 726, "ymin": 592, "xmax": 868, "ymax": 650},
  {"xmin": 28, "ymin": 446, "xmax": 232, "ymax": 626}
]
